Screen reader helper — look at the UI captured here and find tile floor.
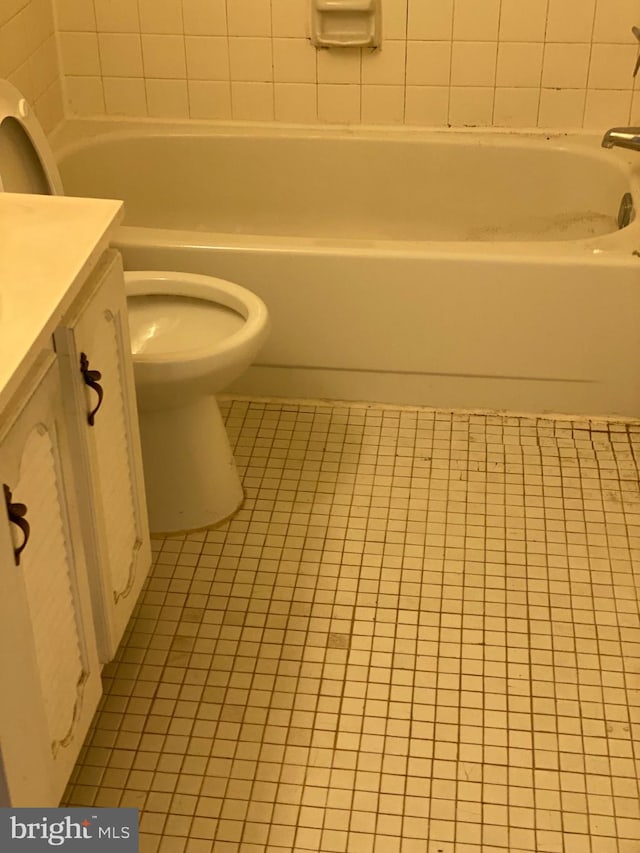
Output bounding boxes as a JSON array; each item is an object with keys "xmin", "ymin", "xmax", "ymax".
[{"xmin": 65, "ymin": 399, "xmax": 640, "ymax": 853}]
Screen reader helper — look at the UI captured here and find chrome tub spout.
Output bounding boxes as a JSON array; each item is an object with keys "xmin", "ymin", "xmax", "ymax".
[{"xmin": 601, "ymin": 127, "xmax": 640, "ymax": 151}]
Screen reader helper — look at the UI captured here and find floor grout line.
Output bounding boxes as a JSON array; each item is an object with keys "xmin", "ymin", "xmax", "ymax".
[{"xmin": 65, "ymin": 399, "xmax": 640, "ymax": 853}]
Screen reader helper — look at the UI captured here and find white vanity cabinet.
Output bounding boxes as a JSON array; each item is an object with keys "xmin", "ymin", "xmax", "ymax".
[
  {"xmin": 0, "ymin": 195, "xmax": 152, "ymax": 806},
  {"xmin": 0, "ymin": 353, "xmax": 103, "ymax": 806},
  {"xmin": 55, "ymin": 250, "xmax": 151, "ymax": 662}
]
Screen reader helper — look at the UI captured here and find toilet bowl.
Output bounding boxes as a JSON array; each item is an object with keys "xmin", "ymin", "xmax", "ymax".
[{"xmin": 0, "ymin": 78, "xmax": 270, "ymax": 533}]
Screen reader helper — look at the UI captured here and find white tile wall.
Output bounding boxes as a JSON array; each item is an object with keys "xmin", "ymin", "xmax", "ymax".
[
  {"xmin": 47, "ymin": 0, "xmax": 640, "ymax": 128},
  {"xmin": 0, "ymin": 0, "xmax": 64, "ymax": 133}
]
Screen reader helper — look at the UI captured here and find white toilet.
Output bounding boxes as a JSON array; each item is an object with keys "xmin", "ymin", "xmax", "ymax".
[
  {"xmin": 0, "ymin": 79, "xmax": 270, "ymax": 533},
  {"xmin": 125, "ymin": 271, "xmax": 268, "ymax": 532}
]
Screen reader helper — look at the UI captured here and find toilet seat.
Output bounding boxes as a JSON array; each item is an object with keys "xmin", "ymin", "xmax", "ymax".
[{"xmin": 0, "ymin": 79, "xmax": 64, "ymax": 194}]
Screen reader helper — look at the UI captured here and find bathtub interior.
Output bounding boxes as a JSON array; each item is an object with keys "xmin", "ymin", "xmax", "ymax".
[{"xmin": 56, "ymin": 126, "xmax": 635, "ymax": 243}]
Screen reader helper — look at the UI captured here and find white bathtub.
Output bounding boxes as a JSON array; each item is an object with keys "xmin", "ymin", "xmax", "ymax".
[{"xmin": 53, "ymin": 120, "xmax": 640, "ymax": 417}]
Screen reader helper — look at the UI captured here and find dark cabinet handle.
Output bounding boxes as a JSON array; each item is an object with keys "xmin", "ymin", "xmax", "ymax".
[
  {"xmin": 79, "ymin": 352, "xmax": 104, "ymax": 426},
  {"xmin": 3, "ymin": 483, "xmax": 30, "ymax": 566}
]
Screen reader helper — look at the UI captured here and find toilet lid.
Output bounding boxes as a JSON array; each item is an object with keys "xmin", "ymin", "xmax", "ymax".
[
  {"xmin": 0, "ymin": 80, "xmax": 63, "ymax": 195},
  {"xmin": 127, "ymin": 293, "xmax": 245, "ymax": 357}
]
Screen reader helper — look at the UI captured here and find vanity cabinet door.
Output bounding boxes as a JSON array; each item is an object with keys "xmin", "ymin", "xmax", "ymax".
[
  {"xmin": 0, "ymin": 355, "xmax": 102, "ymax": 806},
  {"xmin": 55, "ymin": 250, "xmax": 151, "ymax": 663}
]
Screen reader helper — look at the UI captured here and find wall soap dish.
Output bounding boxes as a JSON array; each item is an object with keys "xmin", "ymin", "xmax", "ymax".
[{"xmin": 311, "ymin": 0, "xmax": 381, "ymax": 48}]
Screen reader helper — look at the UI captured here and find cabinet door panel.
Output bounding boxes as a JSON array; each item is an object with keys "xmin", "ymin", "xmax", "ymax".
[
  {"xmin": 0, "ymin": 358, "xmax": 102, "ymax": 804},
  {"xmin": 19, "ymin": 422, "xmax": 90, "ymax": 754},
  {"xmin": 79, "ymin": 301, "xmax": 140, "ymax": 602},
  {"xmin": 56, "ymin": 251, "xmax": 151, "ymax": 661}
]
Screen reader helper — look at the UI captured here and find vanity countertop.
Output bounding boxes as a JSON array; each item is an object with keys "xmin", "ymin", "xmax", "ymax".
[{"xmin": 0, "ymin": 192, "xmax": 123, "ymax": 412}]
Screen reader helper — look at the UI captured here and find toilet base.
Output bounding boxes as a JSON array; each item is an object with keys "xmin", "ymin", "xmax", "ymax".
[{"xmin": 138, "ymin": 394, "xmax": 243, "ymax": 534}]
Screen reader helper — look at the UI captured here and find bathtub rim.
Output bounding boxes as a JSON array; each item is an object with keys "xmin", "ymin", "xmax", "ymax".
[
  {"xmin": 49, "ymin": 114, "xmax": 640, "ymax": 163},
  {"xmin": 52, "ymin": 116, "xmax": 638, "ymax": 188},
  {"xmin": 51, "ymin": 117, "xmax": 640, "ymax": 255},
  {"xmin": 112, "ymin": 220, "xmax": 640, "ymax": 261}
]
